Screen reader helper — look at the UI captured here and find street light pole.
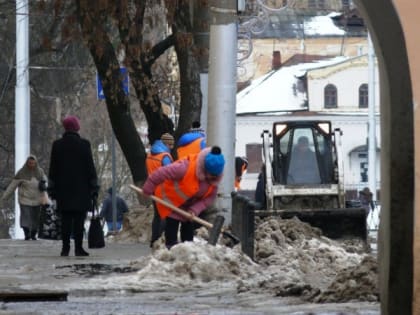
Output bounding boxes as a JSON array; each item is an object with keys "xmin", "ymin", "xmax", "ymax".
[
  {"xmin": 15, "ymin": 0, "xmax": 30, "ymax": 239},
  {"xmin": 207, "ymin": 0, "xmax": 237, "ymax": 225},
  {"xmin": 367, "ymin": 33, "xmax": 377, "ymax": 201}
]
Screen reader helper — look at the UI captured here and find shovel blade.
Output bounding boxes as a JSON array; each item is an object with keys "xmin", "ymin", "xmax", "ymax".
[{"xmin": 208, "ymin": 215, "xmax": 225, "ymax": 245}]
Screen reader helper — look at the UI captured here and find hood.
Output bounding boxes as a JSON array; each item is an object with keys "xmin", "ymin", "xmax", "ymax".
[
  {"xmin": 177, "ymin": 132, "xmax": 205, "ymax": 147},
  {"xmin": 150, "ymin": 140, "xmax": 171, "ymax": 155}
]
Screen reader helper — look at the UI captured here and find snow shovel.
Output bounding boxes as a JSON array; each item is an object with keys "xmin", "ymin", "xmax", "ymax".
[{"xmin": 129, "ymin": 184, "xmax": 240, "ymax": 245}]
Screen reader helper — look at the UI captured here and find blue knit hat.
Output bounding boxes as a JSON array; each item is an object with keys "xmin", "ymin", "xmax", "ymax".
[{"xmin": 204, "ymin": 146, "xmax": 225, "ymax": 176}]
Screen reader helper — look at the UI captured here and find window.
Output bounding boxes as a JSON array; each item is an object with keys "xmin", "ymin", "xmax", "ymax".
[
  {"xmin": 245, "ymin": 143, "xmax": 262, "ymax": 173},
  {"xmin": 324, "ymin": 84, "xmax": 337, "ymax": 108},
  {"xmin": 359, "ymin": 83, "xmax": 368, "ymax": 108},
  {"xmin": 287, "ymin": 128, "xmax": 321, "ymax": 184},
  {"xmin": 342, "ymin": 0, "xmax": 350, "ymax": 10},
  {"xmin": 308, "ymin": 0, "xmax": 316, "ymax": 9},
  {"xmin": 307, "ymin": 0, "xmax": 325, "ymax": 9}
]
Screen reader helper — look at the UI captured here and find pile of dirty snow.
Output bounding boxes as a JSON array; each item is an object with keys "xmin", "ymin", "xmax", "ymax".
[
  {"xmin": 93, "ymin": 207, "xmax": 379, "ymax": 303},
  {"xmin": 109, "ymin": 205, "xmax": 153, "ymax": 243},
  {"xmin": 238, "ymin": 217, "xmax": 378, "ymax": 303}
]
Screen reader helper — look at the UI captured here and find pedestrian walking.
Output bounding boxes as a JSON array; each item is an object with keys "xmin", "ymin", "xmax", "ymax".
[
  {"xmin": 142, "ymin": 146, "xmax": 225, "ymax": 249},
  {"xmin": 100, "ymin": 187, "xmax": 129, "ymax": 234},
  {"xmin": 176, "ymin": 121, "xmax": 206, "ymax": 159},
  {"xmin": 359, "ymin": 187, "xmax": 375, "ymax": 213},
  {"xmin": 48, "ymin": 115, "xmax": 99, "ymax": 257},
  {"xmin": 1, "ymin": 155, "xmax": 48, "ymax": 240},
  {"xmin": 146, "ymin": 133, "xmax": 174, "ymax": 247}
]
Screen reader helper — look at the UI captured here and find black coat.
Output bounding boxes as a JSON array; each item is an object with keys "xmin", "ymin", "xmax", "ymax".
[{"xmin": 48, "ymin": 131, "xmax": 98, "ymax": 212}]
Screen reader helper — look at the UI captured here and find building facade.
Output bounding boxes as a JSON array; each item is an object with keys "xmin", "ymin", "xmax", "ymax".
[{"xmin": 236, "ymin": 55, "xmax": 380, "ymax": 198}]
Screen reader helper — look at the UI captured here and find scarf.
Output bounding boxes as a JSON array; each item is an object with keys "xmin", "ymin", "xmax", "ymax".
[{"xmin": 14, "ymin": 155, "xmax": 44, "ymax": 181}]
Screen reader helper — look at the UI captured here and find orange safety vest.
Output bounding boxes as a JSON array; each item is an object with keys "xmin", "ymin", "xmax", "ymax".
[
  {"xmin": 177, "ymin": 138, "xmax": 203, "ymax": 159},
  {"xmin": 155, "ymin": 154, "xmax": 215, "ymax": 218},
  {"xmin": 234, "ymin": 177, "xmax": 241, "ymax": 190},
  {"xmin": 146, "ymin": 152, "xmax": 172, "ymax": 175},
  {"xmin": 234, "ymin": 163, "xmax": 247, "ymax": 190}
]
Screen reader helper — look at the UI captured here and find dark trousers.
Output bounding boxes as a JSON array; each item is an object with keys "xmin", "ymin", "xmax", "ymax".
[
  {"xmin": 151, "ymin": 202, "xmax": 165, "ymax": 246},
  {"xmin": 61, "ymin": 211, "xmax": 86, "ymax": 251},
  {"xmin": 164, "ymin": 217, "xmax": 194, "ymax": 248}
]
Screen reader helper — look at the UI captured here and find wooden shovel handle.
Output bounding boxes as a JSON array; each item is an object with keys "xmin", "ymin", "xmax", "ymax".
[{"xmin": 129, "ymin": 184, "xmax": 213, "ymax": 229}]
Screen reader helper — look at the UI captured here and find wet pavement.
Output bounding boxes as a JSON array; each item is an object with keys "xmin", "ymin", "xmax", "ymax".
[{"xmin": 0, "ymin": 239, "xmax": 380, "ymax": 314}]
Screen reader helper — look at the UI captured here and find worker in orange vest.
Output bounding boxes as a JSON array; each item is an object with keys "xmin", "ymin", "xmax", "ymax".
[
  {"xmin": 146, "ymin": 133, "xmax": 174, "ymax": 247},
  {"xmin": 234, "ymin": 156, "xmax": 248, "ymax": 191},
  {"xmin": 142, "ymin": 146, "xmax": 225, "ymax": 249},
  {"xmin": 176, "ymin": 121, "xmax": 206, "ymax": 159}
]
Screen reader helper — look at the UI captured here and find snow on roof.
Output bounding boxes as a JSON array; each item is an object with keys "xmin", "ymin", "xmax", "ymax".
[
  {"xmin": 236, "ymin": 56, "xmax": 349, "ymax": 115},
  {"xmin": 261, "ymin": 11, "xmax": 352, "ymax": 38},
  {"xmin": 303, "ymin": 15, "xmax": 346, "ymax": 36}
]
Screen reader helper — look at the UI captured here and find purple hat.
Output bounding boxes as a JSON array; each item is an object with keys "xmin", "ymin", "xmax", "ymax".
[{"xmin": 62, "ymin": 115, "xmax": 80, "ymax": 132}]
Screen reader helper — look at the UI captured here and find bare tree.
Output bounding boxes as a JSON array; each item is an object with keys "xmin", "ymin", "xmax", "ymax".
[
  {"xmin": 0, "ymin": 1, "xmax": 206, "ymax": 235},
  {"xmin": 72, "ymin": 0, "xmax": 203, "ymax": 185}
]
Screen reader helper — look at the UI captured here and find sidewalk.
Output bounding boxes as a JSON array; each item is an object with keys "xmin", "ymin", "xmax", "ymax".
[{"xmin": 0, "ymin": 238, "xmax": 150, "ymax": 290}]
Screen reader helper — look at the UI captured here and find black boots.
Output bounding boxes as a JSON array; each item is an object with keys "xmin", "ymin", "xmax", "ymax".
[
  {"xmin": 22, "ymin": 228, "xmax": 37, "ymax": 240},
  {"xmin": 74, "ymin": 236, "xmax": 89, "ymax": 256},
  {"xmin": 23, "ymin": 228, "xmax": 30, "ymax": 240},
  {"xmin": 61, "ymin": 247, "xmax": 89, "ymax": 257},
  {"xmin": 30, "ymin": 230, "xmax": 37, "ymax": 240},
  {"xmin": 75, "ymin": 248, "xmax": 89, "ymax": 256}
]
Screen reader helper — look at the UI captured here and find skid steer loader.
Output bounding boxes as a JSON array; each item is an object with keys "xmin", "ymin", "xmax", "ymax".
[{"xmin": 259, "ymin": 120, "xmax": 367, "ymax": 240}]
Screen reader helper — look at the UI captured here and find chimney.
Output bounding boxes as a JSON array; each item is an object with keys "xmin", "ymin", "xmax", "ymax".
[{"xmin": 272, "ymin": 50, "xmax": 281, "ymax": 70}]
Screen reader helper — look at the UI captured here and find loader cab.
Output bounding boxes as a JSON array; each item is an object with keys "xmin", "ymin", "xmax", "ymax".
[{"xmin": 272, "ymin": 121, "xmax": 336, "ymax": 185}]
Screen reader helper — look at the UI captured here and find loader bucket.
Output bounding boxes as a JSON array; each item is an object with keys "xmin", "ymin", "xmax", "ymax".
[{"xmin": 275, "ymin": 207, "xmax": 368, "ymax": 240}]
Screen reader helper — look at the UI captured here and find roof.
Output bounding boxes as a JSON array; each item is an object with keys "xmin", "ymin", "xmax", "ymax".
[
  {"xmin": 236, "ymin": 56, "xmax": 349, "ymax": 115},
  {"xmin": 349, "ymin": 145, "xmax": 380, "ymax": 155},
  {"xmin": 282, "ymin": 54, "xmax": 333, "ymax": 67},
  {"xmin": 248, "ymin": 9, "xmax": 356, "ymax": 39}
]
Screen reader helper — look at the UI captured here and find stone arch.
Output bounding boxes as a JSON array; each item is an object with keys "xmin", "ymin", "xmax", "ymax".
[{"xmin": 354, "ymin": 0, "xmax": 414, "ymax": 314}]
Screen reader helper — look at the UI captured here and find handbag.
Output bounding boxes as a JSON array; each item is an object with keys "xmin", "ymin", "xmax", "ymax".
[{"xmin": 88, "ymin": 202, "xmax": 105, "ymax": 249}]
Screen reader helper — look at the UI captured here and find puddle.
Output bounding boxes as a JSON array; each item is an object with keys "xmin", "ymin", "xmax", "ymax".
[{"xmin": 55, "ymin": 263, "xmax": 139, "ymax": 277}]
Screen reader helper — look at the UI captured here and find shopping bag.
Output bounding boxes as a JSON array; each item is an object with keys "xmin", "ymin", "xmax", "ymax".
[{"xmin": 38, "ymin": 203, "xmax": 62, "ymax": 240}]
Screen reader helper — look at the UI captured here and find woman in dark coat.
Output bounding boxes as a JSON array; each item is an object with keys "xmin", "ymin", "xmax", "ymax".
[{"xmin": 48, "ymin": 115, "xmax": 98, "ymax": 257}]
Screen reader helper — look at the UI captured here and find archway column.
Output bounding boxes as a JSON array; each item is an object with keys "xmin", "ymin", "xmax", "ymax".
[
  {"xmin": 391, "ymin": 1, "xmax": 420, "ymax": 314},
  {"xmin": 355, "ymin": 0, "xmax": 414, "ymax": 314}
]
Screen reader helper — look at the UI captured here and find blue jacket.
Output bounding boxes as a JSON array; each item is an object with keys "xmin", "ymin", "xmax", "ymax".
[{"xmin": 100, "ymin": 194, "xmax": 128, "ymax": 222}]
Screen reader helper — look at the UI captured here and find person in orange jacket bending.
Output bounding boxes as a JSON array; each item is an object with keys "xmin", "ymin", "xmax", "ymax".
[
  {"xmin": 146, "ymin": 133, "xmax": 174, "ymax": 247},
  {"xmin": 142, "ymin": 146, "xmax": 225, "ymax": 249}
]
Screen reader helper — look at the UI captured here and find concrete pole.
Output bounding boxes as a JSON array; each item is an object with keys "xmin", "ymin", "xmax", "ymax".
[
  {"xmin": 15, "ymin": 0, "xmax": 30, "ymax": 239},
  {"xmin": 368, "ymin": 33, "xmax": 377, "ymax": 201},
  {"xmin": 207, "ymin": 0, "xmax": 237, "ymax": 224}
]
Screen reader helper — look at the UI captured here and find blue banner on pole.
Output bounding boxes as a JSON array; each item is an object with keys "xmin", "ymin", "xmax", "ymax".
[{"xmin": 96, "ymin": 67, "xmax": 129, "ymax": 100}]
